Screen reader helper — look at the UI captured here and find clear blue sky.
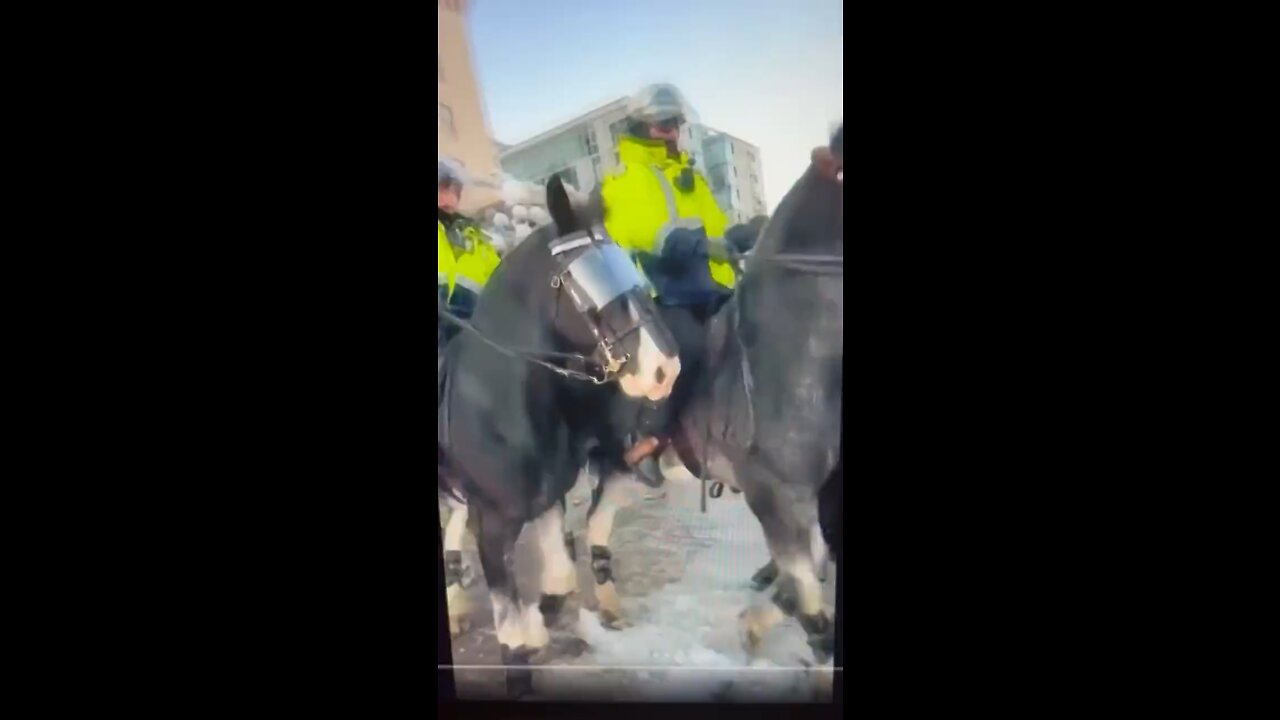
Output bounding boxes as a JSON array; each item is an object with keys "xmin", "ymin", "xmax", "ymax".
[{"xmin": 468, "ymin": 0, "xmax": 843, "ymax": 213}]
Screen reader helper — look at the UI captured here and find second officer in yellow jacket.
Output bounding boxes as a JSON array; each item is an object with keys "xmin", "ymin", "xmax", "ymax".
[{"xmin": 438, "ymin": 158, "xmax": 501, "ymax": 346}]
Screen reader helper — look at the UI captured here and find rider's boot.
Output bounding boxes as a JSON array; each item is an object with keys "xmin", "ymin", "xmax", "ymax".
[{"xmin": 624, "ymin": 434, "xmax": 667, "ymax": 488}]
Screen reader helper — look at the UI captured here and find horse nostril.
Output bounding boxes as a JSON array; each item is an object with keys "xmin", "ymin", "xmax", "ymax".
[{"xmin": 655, "ymin": 366, "xmax": 667, "ymax": 385}]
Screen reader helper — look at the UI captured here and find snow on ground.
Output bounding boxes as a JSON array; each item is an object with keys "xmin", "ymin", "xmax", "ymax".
[{"xmin": 446, "ymin": 472, "xmax": 836, "ymax": 703}]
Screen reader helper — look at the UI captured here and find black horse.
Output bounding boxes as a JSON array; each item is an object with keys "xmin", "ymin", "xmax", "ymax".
[
  {"xmin": 661, "ymin": 126, "xmax": 844, "ymax": 661},
  {"xmin": 438, "ymin": 176, "xmax": 681, "ymax": 697}
]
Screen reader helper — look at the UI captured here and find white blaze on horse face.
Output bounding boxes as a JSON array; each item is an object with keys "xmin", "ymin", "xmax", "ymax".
[
  {"xmin": 616, "ymin": 303, "xmax": 680, "ymax": 402},
  {"xmin": 533, "ymin": 503, "xmax": 577, "ymax": 596}
]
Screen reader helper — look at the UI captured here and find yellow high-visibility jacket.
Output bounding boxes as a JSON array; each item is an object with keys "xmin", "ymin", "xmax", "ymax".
[
  {"xmin": 600, "ymin": 136, "xmax": 736, "ymax": 293},
  {"xmin": 437, "ymin": 217, "xmax": 500, "ymax": 313}
]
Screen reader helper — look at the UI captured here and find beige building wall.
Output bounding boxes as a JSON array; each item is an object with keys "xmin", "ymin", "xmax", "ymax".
[{"xmin": 438, "ymin": 0, "xmax": 501, "ymax": 212}]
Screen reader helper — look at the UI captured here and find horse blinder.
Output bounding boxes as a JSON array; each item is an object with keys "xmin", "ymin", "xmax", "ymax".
[{"xmin": 549, "ymin": 231, "xmax": 652, "ymax": 382}]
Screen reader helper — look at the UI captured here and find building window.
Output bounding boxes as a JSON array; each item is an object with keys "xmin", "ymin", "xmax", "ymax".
[
  {"xmin": 439, "ymin": 103, "xmax": 455, "ymax": 137},
  {"xmin": 585, "ymin": 128, "xmax": 598, "ymax": 156},
  {"xmin": 708, "ymin": 165, "xmax": 728, "ymax": 193}
]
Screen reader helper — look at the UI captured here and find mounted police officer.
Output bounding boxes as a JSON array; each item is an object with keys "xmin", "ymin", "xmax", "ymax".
[
  {"xmin": 438, "ymin": 158, "xmax": 501, "ymax": 341},
  {"xmin": 597, "ymin": 84, "xmax": 737, "ymax": 483},
  {"xmin": 439, "ymin": 158, "xmax": 501, "ymax": 398}
]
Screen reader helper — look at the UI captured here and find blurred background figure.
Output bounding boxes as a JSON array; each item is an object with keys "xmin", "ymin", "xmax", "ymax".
[{"xmin": 439, "ymin": 157, "xmax": 502, "ymax": 341}]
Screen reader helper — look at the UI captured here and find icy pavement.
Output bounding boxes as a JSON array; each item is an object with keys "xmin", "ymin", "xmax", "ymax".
[{"xmin": 444, "ymin": 472, "xmax": 837, "ymax": 703}]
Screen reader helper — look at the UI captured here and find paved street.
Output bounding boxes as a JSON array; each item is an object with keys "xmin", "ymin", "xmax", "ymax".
[{"xmin": 443, "ymin": 472, "xmax": 837, "ymax": 702}]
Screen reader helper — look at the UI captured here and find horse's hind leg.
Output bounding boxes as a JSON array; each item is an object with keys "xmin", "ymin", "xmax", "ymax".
[
  {"xmin": 585, "ymin": 470, "xmax": 644, "ymax": 629},
  {"xmin": 473, "ymin": 504, "xmax": 547, "ymax": 699},
  {"xmin": 738, "ymin": 475, "xmax": 834, "ymax": 662}
]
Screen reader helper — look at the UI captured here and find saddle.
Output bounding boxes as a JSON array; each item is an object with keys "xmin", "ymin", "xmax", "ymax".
[{"xmin": 709, "ymin": 298, "xmax": 756, "ymax": 451}]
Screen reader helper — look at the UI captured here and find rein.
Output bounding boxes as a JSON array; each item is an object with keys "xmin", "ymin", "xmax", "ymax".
[
  {"xmin": 754, "ymin": 253, "xmax": 844, "ymax": 274},
  {"xmin": 438, "ymin": 306, "xmax": 613, "ymax": 385}
]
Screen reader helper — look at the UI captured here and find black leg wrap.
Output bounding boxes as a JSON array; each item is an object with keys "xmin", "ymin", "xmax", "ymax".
[
  {"xmin": 590, "ymin": 545, "xmax": 613, "ymax": 585},
  {"xmin": 444, "ymin": 550, "xmax": 464, "ymax": 586},
  {"xmin": 751, "ymin": 560, "xmax": 778, "ymax": 590},
  {"xmin": 564, "ymin": 532, "xmax": 576, "ymax": 562},
  {"xmin": 500, "ymin": 644, "xmax": 535, "ymax": 699},
  {"xmin": 539, "ymin": 593, "xmax": 568, "ymax": 624}
]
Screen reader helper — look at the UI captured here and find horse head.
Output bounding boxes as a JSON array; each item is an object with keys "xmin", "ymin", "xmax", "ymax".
[{"xmin": 536, "ymin": 174, "xmax": 681, "ymax": 402}]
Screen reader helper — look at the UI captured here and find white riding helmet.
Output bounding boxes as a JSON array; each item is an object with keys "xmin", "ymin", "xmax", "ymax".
[{"xmin": 626, "ymin": 83, "xmax": 692, "ymax": 125}]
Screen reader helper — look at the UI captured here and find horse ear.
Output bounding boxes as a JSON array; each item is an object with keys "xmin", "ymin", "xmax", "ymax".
[
  {"xmin": 831, "ymin": 124, "xmax": 843, "ymax": 161},
  {"xmin": 546, "ymin": 174, "xmax": 577, "ymax": 234}
]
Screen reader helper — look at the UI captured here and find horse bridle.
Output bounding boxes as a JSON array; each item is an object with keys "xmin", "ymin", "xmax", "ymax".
[
  {"xmin": 438, "ymin": 225, "xmax": 658, "ymax": 386},
  {"xmin": 548, "ymin": 226, "xmax": 656, "ymax": 380}
]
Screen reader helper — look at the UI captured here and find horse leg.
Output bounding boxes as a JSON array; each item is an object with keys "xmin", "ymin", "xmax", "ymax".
[
  {"xmin": 738, "ymin": 475, "xmax": 834, "ymax": 663},
  {"xmin": 585, "ymin": 471, "xmax": 644, "ymax": 629},
  {"xmin": 473, "ymin": 504, "xmax": 548, "ymax": 700},
  {"xmin": 560, "ymin": 495, "xmax": 576, "ymax": 562},
  {"xmin": 532, "ymin": 501, "xmax": 578, "ymax": 630},
  {"xmin": 812, "ymin": 523, "xmax": 830, "ymax": 584},
  {"xmin": 442, "ymin": 497, "xmax": 471, "ymax": 637}
]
